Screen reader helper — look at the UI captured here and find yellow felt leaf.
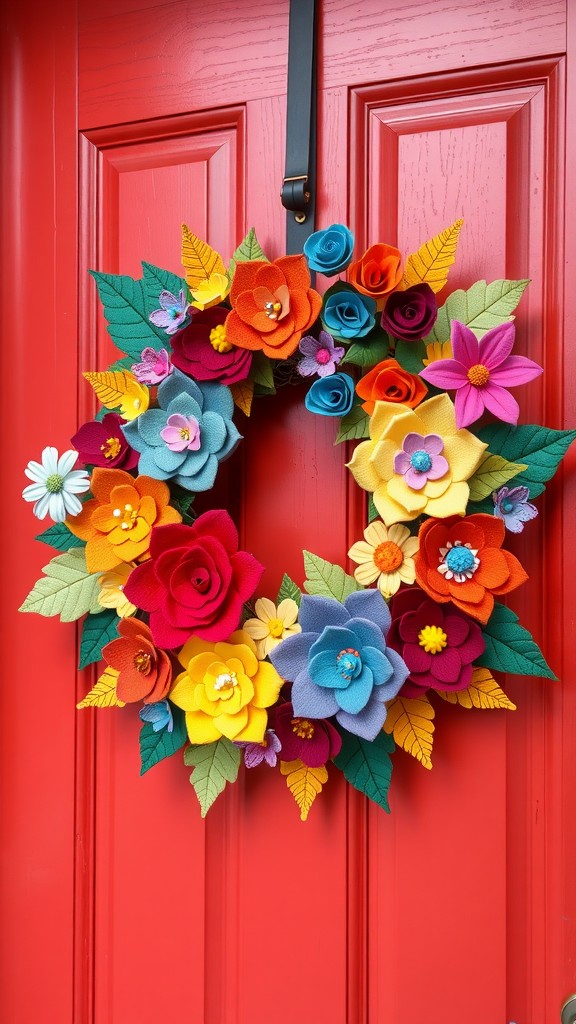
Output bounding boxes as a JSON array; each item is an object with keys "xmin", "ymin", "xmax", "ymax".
[
  {"xmin": 77, "ymin": 667, "xmax": 126, "ymax": 709},
  {"xmin": 181, "ymin": 223, "xmax": 226, "ymax": 291},
  {"xmin": 384, "ymin": 695, "xmax": 435, "ymax": 769},
  {"xmin": 230, "ymin": 379, "xmax": 254, "ymax": 416},
  {"xmin": 438, "ymin": 667, "xmax": 517, "ymax": 710},
  {"xmin": 83, "ymin": 371, "xmax": 149, "ymax": 420},
  {"xmin": 401, "ymin": 218, "xmax": 464, "ymax": 293},
  {"xmin": 280, "ymin": 759, "xmax": 328, "ymax": 821}
]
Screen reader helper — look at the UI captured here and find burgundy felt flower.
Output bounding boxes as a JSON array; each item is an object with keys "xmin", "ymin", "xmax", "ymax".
[
  {"xmin": 123, "ymin": 509, "xmax": 264, "ymax": 648},
  {"xmin": 271, "ymin": 701, "xmax": 342, "ymax": 768},
  {"xmin": 387, "ymin": 586, "xmax": 485, "ymax": 696},
  {"xmin": 171, "ymin": 307, "xmax": 252, "ymax": 384},
  {"xmin": 381, "ymin": 284, "xmax": 438, "ymax": 341},
  {"xmin": 71, "ymin": 412, "xmax": 138, "ymax": 470}
]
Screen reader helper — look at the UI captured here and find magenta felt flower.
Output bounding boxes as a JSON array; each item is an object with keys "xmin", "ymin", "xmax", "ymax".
[
  {"xmin": 297, "ymin": 329, "xmax": 345, "ymax": 378},
  {"xmin": 419, "ymin": 321, "xmax": 542, "ymax": 428},
  {"xmin": 393, "ymin": 432, "xmax": 448, "ymax": 490},
  {"xmin": 71, "ymin": 412, "xmax": 138, "ymax": 470},
  {"xmin": 131, "ymin": 347, "xmax": 173, "ymax": 385},
  {"xmin": 271, "ymin": 702, "xmax": 341, "ymax": 768}
]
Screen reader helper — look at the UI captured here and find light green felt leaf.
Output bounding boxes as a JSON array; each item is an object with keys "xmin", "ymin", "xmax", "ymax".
[
  {"xmin": 19, "ymin": 548, "xmax": 102, "ymax": 622},
  {"xmin": 251, "ymin": 351, "xmax": 276, "ymax": 393},
  {"xmin": 184, "ymin": 738, "xmax": 241, "ymax": 816},
  {"xmin": 303, "ymin": 550, "xmax": 361, "ymax": 602},
  {"xmin": 424, "ymin": 279, "xmax": 530, "ymax": 344},
  {"xmin": 335, "ymin": 729, "xmax": 395, "ymax": 813},
  {"xmin": 277, "ymin": 573, "xmax": 302, "ymax": 607},
  {"xmin": 394, "ymin": 338, "xmax": 427, "ymax": 375},
  {"xmin": 476, "ymin": 423, "xmax": 576, "ymax": 498},
  {"xmin": 335, "ymin": 405, "xmax": 370, "ymax": 444},
  {"xmin": 79, "ymin": 609, "xmax": 120, "ymax": 669},
  {"xmin": 228, "ymin": 228, "xmax": 268, "ymax": 281},
  {"xmin": 140, "ymin": 708, "xmax": 187, "ymax": 776},
  {"xmin": 90, "ymin": 270, "xmax": 169, "ymax": 360},
  {"xmin": 35, "ymin": 521, "xmax": 85, "ymax": 552},
  {"xmin": 343, "ymin": 332, "xmax": 389, "ymax": 368},
  {"xmin": 477, "ymin": 602, "xmax": 556, "ymax": 680},
  {"xmin": 467, "ymin": 453, "xmax": 528, "ymax": 502}
]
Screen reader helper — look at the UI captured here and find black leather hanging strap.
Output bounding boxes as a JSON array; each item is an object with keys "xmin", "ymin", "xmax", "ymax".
[{"xmin": 281, "ymin": 0, "xmax": 317, "ymax": 254}]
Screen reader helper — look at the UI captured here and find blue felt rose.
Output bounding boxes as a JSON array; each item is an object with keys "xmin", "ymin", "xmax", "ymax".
[
  {"xmin": 303, "ymin": 223, "xmax": 355, "ymax": 276},
  {"xmin": 122, "ymin": 368, "xmax": 241, "ymax": 492},
  {"xmin": 304, "ymin": 373, "xmax": 355, "ymax": 417},
  {"xmin": 269, "ymin": 589, "xmax": 409, "ymax": 740},
  {"xmin": 322, "ymin": 286, "xmax": 376, "ymax": 340}
]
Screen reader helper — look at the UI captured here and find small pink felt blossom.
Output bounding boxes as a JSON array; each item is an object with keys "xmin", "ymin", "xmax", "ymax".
[
  {"xmin": 131, "ymin": 347, "xmax": 173, "ymax": 385},
  {"xmin": 393, "ymin": 433, "xmax": 449, "ymax": 491},
  {"xmin": 160, "ymin": 413, "xmax": 201, "ymax": 451},
  {"xmin": 240, "ymin": 730, "xmax": 282, "ymax": 768},
  {"xmin": 297, "ymin": 329, "xmax": 345, "ymax": 378},
  {"xmin": 419, "ymin": 321, "xmax": 542, "ymax": 428},
  {"xmin": 148, "ymin": 289, "xmax": 188, "ymax": 335}
]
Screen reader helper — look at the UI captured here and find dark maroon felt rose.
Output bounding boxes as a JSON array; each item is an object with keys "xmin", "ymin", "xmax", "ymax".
[
  {"xmin": 381, "ymin": 284, "xmax": 438, "ymax": 341},
  {"xmin": 171, "ymin": 306, "xmax": 252, "ymax": 384},
  {"xmin": 387, "ymin": 586, "xmax": 485, "ymax": 697},
  {"xmin": 71, "ymin": 412, "xmax": 138, "ymax": 470},
  {"xmin": 271, "ymin": 701, "xmax": 341, "ymax": 768}
]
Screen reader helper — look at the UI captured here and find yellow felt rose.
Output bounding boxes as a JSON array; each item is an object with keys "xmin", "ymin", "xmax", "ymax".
[{"xmin": 347, "ymin": 393, "xmax": 487, "ymax": 526}]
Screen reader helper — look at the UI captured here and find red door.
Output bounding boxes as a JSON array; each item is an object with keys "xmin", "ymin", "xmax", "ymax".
[{"xmin": 2, "ymin": 2, "xmax": 575, "ymax": 1022}]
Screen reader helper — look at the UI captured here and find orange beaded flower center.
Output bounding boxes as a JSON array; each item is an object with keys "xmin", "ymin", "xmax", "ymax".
[
  {"xmin": 373, "ymin": 540, "xmax": 403, "ymax": 572},
  {"xmin": 467, "ymin": 363, "xmax": 490, "ymax": 387},
  {"xmin": 291, "ymin": 717, "xmax": 315, "ymax": 740}
]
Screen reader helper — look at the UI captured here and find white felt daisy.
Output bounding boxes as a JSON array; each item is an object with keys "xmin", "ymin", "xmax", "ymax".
[{"xmin": 23, "ymin": 446, "xmax": 90, "ymax": 522}]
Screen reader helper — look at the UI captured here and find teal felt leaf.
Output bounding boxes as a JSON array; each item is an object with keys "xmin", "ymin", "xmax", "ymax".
[
  {"xmin": 35, "ymin": 522, "xmax": 85, "ymax": 551},
  {"xmin": 90, "ymin": 270, "xmax": 169, "ymax": 360},
  {"xmin": 335, "ymin": 729, "xmax": 395, "ymax": 812},
  {"xmin": 184, "ymin": 738, "xmax": 241, "ymax": 816},
  {"xmin": 79, "ymin": 609, "xmax": 120, "ymax": 669},
  {"xmin": 277, "ymin": 573, "xmax": 302, "ymax": 607},
  {"xmin": 303, "ymin": 550, "xmax": 361, "ymax": 602},
  {"xmin": 228, "ymin": 228, "xmax": 268, "ymax": 281},
  {"xmin": 19, "ymin": 549, "xmax": 102, "ymax": 622},
  {"xmin": 343, "ymin": 330, "xmax": 389, "ymax": 368},
  {"xmin": 477, "ymin": 423, "xmax": 576, "ymax": 498},
  {"xmin": 393, "ymin": 338, "xmax": 427, "ymax": 375},
  {"xmin": 335, "ymin": 404, "xmax": 370, "ymax": 444},
  {"xmin": 477, "ymin": 602, "xmax": 556, "ymax": 680},
  {"xmin": 139, "ymin": 707, "xmax": 187, "ymax": 776},
  {"xmin": 368, "ymin": 494, "xmax": 379, "ymax": 522},
  {"xmin": 251, "ymin": 351, "xmax": 276, "ymax": 394},
  {"xmin": 424, "ymin": 278, "xmax": 530, "ymax": 344},
  {"xmin": 142, "ymin": 261, "xmax": 188, "ymax": 311}
]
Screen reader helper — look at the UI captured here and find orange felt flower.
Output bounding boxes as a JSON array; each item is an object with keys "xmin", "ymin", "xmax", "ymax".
[
  {"xmin": 356, "ymin": 358, "xmax": 428, "ymax": 415},
  {"xmin": 348, "ymin": 243, "xmax": 403, "ymax": 302},
  {"xmin": 414, "ymin": 514, "xmax": 528, "ymax": 624},
  {"xmin": 102, "ymin": 617, "xmax": 172, "ymax": 703},
  {"xmin": 66, "ymin": 468, "xmax": 181, "ymax": 573},
  {"xmin": 225, "ymin": 255, "xmax": 322, "ymax": 360}
]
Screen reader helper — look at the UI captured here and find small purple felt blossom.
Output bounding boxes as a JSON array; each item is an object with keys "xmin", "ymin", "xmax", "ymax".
[
  {"xmin": 240, "ymin": 730, "xmax": 282, "ymax": 768},
  {"xmin": 131, "ymin": 347, "xmax": 173, "ymax": 385},
  {"xmin": 493, "ymin": 485, "xmax": 538, "ymax": 533},
  {"xmin": 160, "ymin": 413, "xmax": 201, "ymax": 452},
  {"xmin": 148, "ymin": 289, "xmax": 189, "ymax": 335},
  {"xmin": 393, "ymin": 432, "xmax": 449, "ymax": 490},
  {"xmin": 297, "ymin": 330, "xmax": 345, "ymax": 378},
  {"xmin": 419, "ymin": 321, "xmax": 543, "ymax": 428}
]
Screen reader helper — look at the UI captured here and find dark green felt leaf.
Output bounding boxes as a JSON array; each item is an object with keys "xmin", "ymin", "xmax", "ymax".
[
  {"xmin": 277, "ymin": 573, "xmax": 302, "ymax": 607},
  {"xmin": 335, "ymin": 729, "xmax": 395, "ymax": 812},
  {"xmin": 477, "ymin": 423, "xmax": 576, "ymax": 498},
  {"xmin": 142, "ymin": 261, "xmax": 187, "ymax": 309},
  {"xmin": 368, "ymin": 495, "xmax": 379, "ymax": 522},
  {"xmin": 477, "ymin": 602, "xmax": 556, "ymax": 680},
  {"xmin": 35, "ymin": 522, "xmax": 85, "ymax": 551},
  {"xmin": 140, "ymin": 707, "xmax": 187, "ymax": 776},
  {"xmin": 79, "ymin": 609, "xmax": 120, "ymax": 669},
  {"xmin": 90, "ymin": 270, "xmax": 170, "ymax": 360},
  {"xmin": 393, "ymin": 338, "xmax": 427, "ymax": 375},
  {"xmin": 251, "ymin": 351, "xmax": 276, "ymax": 393},
  {"xmin": 335, "ymin": 404, "xmax": 370, "ymax": 444},
  {"xmin": 344, "ymin": 331, "xmax": 389, "ymax": 368},
  {"xmin": 169, "ymin": 488, "xmax": 195, "ymax": 524}
]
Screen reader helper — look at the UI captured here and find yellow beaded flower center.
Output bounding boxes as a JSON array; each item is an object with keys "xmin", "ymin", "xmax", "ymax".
[
  {"xmin": 268, "ymin": 617, "xmax": 285, "ymax": 638},
  {"xmin": 133, "ymin": 650, "xmax": 152, "ymax": 674},
  {"xmin": 209, "ymin": 324, "xmax": 233, "ymax": 353},
  {"xmin": 418, "ymin": 625, "xmax": 448, "ymax": 654},
  {"xmin": 373, "ymin": 540, "xmax": 404, "ymax": 572},
  {"xmin": 291, "ymin": 718, "xmax": 315, "ymax": 740},
  {"xmin": 467, "ymin": 363, "xmax": 490, "ymax": 387},
  {"xmin": 101, "ymin": 437, "xmax": 122, "ymax": 459}
]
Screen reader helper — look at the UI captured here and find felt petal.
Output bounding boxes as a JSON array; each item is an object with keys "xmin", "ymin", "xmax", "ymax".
[
  {"xmin": 420, "ymin": 360, "xmax": 468, "ymax": 390},
  {"xmin": 137, "ymin": 449, "xmax": 172, "ymax": 480},
  {"xmin": 57, "ymin": 450, "xmax": 78, "ymax": 476},
  {"xmin": 425, "ymin": 482, "xmax": 470, "ymax": 519},
  {"xmin": 454, "ymin": 383, "xmax": 486, "ymax": 427},
  {"xmin": 298, "ymin": 594, "xmax": 350, "ymax": 633},
  {"xmin": 335, "ymin": 695, "xmax": 387, "ymax": 741},
  {"xmin": 335, "ymin": 668, "xmax": 374, "ymax": 713},
  {"xmin": 354, "ymin": 562, "xmax": 381, "ymax": 586},
  {"xmin": 371, "ymin": 439, "xmax": 399, "ymax": 480},
  {"xmin": 309, "ymin": 648, "xmax": 349, "ymax": 689},
  {"xmin": 443, "ymin": 613, "xmax": 470, "ymax": 646},
  {"xmin": 475, "ymin": 547, "xmax": 510, "ymax": 589},
  {"xmin": 346, "ymin": 440, "xmax": 380, "ymax": 492},
  {"xmin": 200, "ymin": 411, "xmax": 227, "ymax": 454},
  {"xmin": 387, "ymin": 473, "xmax": 428, "ymax": 513},
  {"xmin": 361, "ymin": 645, "xmax": 393, "ymax": 684},
  {"xmin": 404, "ymin": 467, "xmax": 429, "ymax": 490},
  {"xmin": 363, "ymin": 520, "xmax": 389, "ymax": 547},
  {"xmin": 382, "ymin": 646, "xmax": 410, "ymax": 698},
  {"xmin": 159, "ymin": 368, "xmax": 203, "ymax": 410},
  {"xmin": 451, "ymin": 321, "xmax": 479, "ymax": 365},
  {"xmin": 133, "ymin": 409, "xmax": 168, "ymax": 445},
  {"xmin": 489, "ymin": 355, "xmax": 543, "ymax": 386},
  {"xmin": 478, "ymin": 322, "xmax": 515, "ymax": 368},
  {"xmin": 429, "ymin": 647, "xmax": 461, "ymax": 683},
  {"xmin": 415, "ymin": 394, "xmax": 458, "ymax": 438},
  {"xmin": 404, "ymin": 643, "xmax": 431, "ymax": 672},
  {"xmin": 268, "ymin": 632, "xmax": 314, "ymax": 680},
  {"xmin": 291, "ymin": 672, "xmax": 339, "ymax": 718},
  {"xmin": 185, "ymin": 710, "xmax": 223, "ymax": 744},
  {"xmin": 481, "ymin": 383, "xmax": 520, "ymax": 424},
  {"xmin": 426, "ymin": 455, "xmax": 449, "ymax": 479},
  {"xmin": 153, "ymin": 445, "xmax": 188, "ymax": 472},
  {"xmin": 200, "ymin": 381, "xmax": 235, "ymax": 419},
  {"xmin": 345, "ymin": 588, "xmax": 391, "ymax": 634},
  {"xmin": 441, "ymin": 432, "xmax": 486, "ymax": 481},
  {"xmin": 490, "ymin": 549, "xmax": 528, "ymax": 594}
]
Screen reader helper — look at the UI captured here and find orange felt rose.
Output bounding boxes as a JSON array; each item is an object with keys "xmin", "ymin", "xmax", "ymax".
[
  {"xmin": 102, "ymin": 618, "xmax": 172, "ymax": 703},
  {"xmin": 348, "ymin": 243, "xmax": 403, "ymax": 301},
  {"xmin": 225, "ymin": 255, "xmax": 322, "ymax": 360},
  {"xmin": 356, "ymin": 358, "xmax": 428, "ymax": 415},
  {"xmin": 414, "ymin": 514, "xmax": 528, "ymax": 625},
  {"xmin": 66, "ymin": 468, "xmax": 182, "ymax": 573}
]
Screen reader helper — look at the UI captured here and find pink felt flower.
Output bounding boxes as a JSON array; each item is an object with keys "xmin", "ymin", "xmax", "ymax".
[
  {"xmin": 419, "ymin": 321, "xmax": 542, "ymax": 428},
  {"xmin": 131, "ymin": 347, "xmax": 173, "ymax": 385},
  {"xmin": 160, "ymin": 413, "xmax": 201, "ymax": 452}
]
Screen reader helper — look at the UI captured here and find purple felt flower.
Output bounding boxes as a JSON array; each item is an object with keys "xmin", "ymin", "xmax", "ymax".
[
  {"xmin": 297, "ymin": 330, "xmax": 345, "ymax": 378},
  {"xmin": 71, "ymin": 412, "xmax": 138, "ymax": 470},
  {"xmin": 148, "ymin": 290, "xmax": 189, "ymax": 335},
  {"xmin": 419, "ymin": 321, "xmax": 543, "ymax": 428},
  {"xmin": 492, "ymin": 485, "xmax": 538, "ymax": 533},
  {"xmin": 240, "ymin": 730, "xmax": 282, "ymax": 768},
  {"xmin": 393, "ymin": 432, "xmax": 449, "ymax": 490},
  {"xmin": 131, "ymin": 347, "xmax": 173, "ymax": 385},
  {"xmin": 271, "ymin": 702, "xmax": 341, "ymax": 767}
]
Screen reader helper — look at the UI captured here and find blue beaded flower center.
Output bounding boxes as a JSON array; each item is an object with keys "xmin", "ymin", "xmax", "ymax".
[
  {"xmin": 445, "ymin": 546, "xmax": 475, "ymax": 573},
  {"xmin": 410, "ymin": 449, "xmax": 432, "ymax": 473}
]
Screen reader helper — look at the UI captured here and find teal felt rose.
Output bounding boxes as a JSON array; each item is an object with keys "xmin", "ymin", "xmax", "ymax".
[
  {"xmin": 304, "ymin": 372, "xmax": 355, "ymax": 417},
  {"xmin": 303, "ymin": 223, "xmax": 354, "ymax": 276},
  {"xmin": 322, "ymin": 286, "xmax": 376, "ymax": 340}
]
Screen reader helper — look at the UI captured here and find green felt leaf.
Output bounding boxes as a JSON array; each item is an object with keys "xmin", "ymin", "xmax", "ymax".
[
  {"xmin": 335, "ymin": 404, "xmax": 370, "ymax": 444},
  {"xmin": 393, "ymin": 338, "xmax": 427, "ymax": 375},
  {"xmin": 142, "ymin": 261, "xmax": 187, "ymax": 309},
  {"xmin": 19, "ymin": 549, "xmax": 102, "ymax": 622},
  {"xmin": 169, "ymin": 488, "xmax": 195, "ymax": 524},
  {"xmin": 140, "ymin": 707, "xmax": 187, "ymax": 776},
  {"xmin": 35, "ymin": 522, "xmax": 85, "ymax": 552},
  {"xmin": 303, "ymin": 550, "xmax": 361, "ymax": 602},
  {"xmin": 477, "ymin": 602, "xmax": 556, "ymax": 680},
  {"xmin": 228, "ymin": 228, "xmax": 268, "ymax": 281},
  {"xmin": 476, "ymin": 423, "xmax": 576, "ymax": 498},
  {"xmin": 425, "ymin": 279, "xmax": 530, "ymax": 344},
  {"xmin": 184, "ymin": 738, "xmax": 241, "ymax": 816},
  {"xmin": 251, "ymin": 351, "xmax": 276, "ymax": 393},
  {"xmin": 90, "ymin": 270, "xmax": 169, "ymax": 360},
  {"xmin": 343, "ymin": 330, "xmax": 389, "ymax": 368},
  {"xmin": 79, "ymin": 609, "xmax": 119, "ymax": 669},
  {"xmin": 368, "ymin": 494, "xmax": 379, "ymax": 522},
  {"xmin": 107, "ymin": 355, "xmax": 137, "ymax": 372},
  {"xmin": 335, "ymin": 729, "xmax": 395, "ymax": 813},
  {"xmin": 277, "ymin": 573, "xmax": 302, "ymax": 607},
  {"xmin": 467, "ymin": 453, "xmax": 528, "ymax": 502}
]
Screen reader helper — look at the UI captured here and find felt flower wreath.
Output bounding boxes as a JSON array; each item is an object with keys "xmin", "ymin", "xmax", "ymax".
[{"xmin": 20, "ymin": 219, "xmax": 575, "ymax": 820}]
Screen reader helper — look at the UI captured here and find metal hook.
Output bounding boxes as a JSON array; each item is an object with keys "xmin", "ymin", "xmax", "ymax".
[{"xmin": 561, "ymin": 995, "xmax": 576, "ymax": 1024}]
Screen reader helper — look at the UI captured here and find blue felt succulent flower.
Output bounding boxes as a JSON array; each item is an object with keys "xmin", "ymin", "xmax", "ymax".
[
  {"xmin": 122, "ymin": 368, "xmax": 241, "ymax": 492},
  {"xmin": 304, "ymin": 372, "xmax": 355, "ymax": 417},
  {"xmin": 303, "ymin": 223, "xmax": 354, "ymax": 276},
  {"xmin": 269, "ymin": 589, "xmax": 409, "ymax": 741},
  {"xmin": 139, "ymin": 699, "xmax": 174, "ymax": 733},
  {"xmin": 321, "ymin": 286, "xmax": 376, "ymax": 340}
]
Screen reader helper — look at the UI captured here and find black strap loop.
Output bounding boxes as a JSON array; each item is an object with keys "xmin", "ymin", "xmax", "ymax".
[{"xmin": 281, "ymin": 0, "xmax": 317, "ymax": 254}]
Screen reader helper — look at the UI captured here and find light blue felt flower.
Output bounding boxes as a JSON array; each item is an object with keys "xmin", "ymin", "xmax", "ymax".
[
  {"xmin": 269, "ymin": 589, "xmax": 409, "ymax": 741},
  {"xmin": 303, "ymin": 224, "xmax": 354, "ymax": 276},
  {"xmin": 122, "ymin": 368, "xmax": 241, "ymax": 492},
  {"xmin": 139, "ymin": 699, "xmax": 174, "ymax": 733},
  {"xmin": 321, "ymin": 286, "xmax": 376, "ymax": 340},
  {"xmin": 304, "ymin": 372, "xmax": 355, "ymax": 417}
]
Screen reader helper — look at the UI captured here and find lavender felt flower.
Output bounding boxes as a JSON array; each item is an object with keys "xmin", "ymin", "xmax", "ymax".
[
  {"xmin": 492, "ymin": 485, "xmax": 538, "ymax": 533},
  {"xmin": 269, "ymin": 589, "xmax": 409, "ymax": 741},
  {"xmin": 297, "ymin": 330, "xmax": 345, "ymax": 378},
  {"xmin": 131, "ymin": 347, "xmax": 173, "ymax": 385},
  {"xmin": 148, "ymin": 289, "xmax": 189, "ymax": 335},
  {"xmin": 419, "ymin": 321, "xmax": 543, "ymax": 428},
  {"xmin": 240, "ymin": 730, "xmax": 282, "ymax": 768},
  {"xmin": 393, "ymin": 432, "xmax": 449, "ymax": 490}
]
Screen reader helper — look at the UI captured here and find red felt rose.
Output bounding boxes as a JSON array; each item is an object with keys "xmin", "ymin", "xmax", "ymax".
[{"xmin": 123, "ymin": 510, "xmax": 264, "ymax": 649}]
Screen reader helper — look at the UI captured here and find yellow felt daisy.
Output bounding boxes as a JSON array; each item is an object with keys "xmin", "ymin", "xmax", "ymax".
[
  {"xmin": 243, "ymin": 598, "xmax": 301, "ymax": 659},
  {"xmin": 423, "ymin": 340, "xmax": 452, "ymax": 365},
  {"xmin": 348, "ymin": 520, "xmax": 418, "ymax": 598},
  {"xmin": 97, "ymin": 563, "xmax": 136, "ymax": 617}
]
